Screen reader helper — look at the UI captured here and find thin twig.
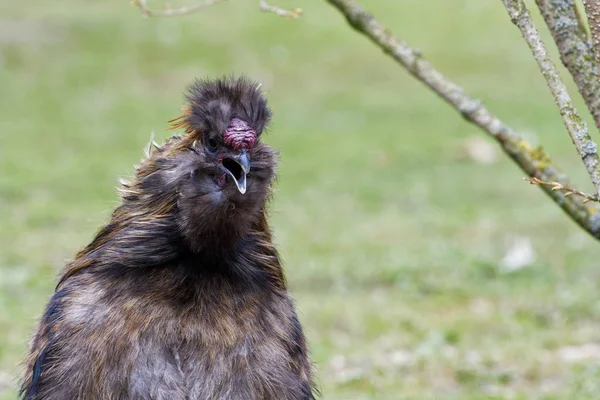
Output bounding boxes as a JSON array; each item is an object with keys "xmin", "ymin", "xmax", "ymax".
[
  {"xmin": 535, "ymin": 0, "xmax": 600, "ymax": 130},
  {"xmin": 582, "ymin": 1, "xmax": 600, "ymax": 66},
  {"xmin": 324, "ymin": 0, "xmax": 600, "ymax": 239},
  {"xmin": 575, "ymin": 1, "xmax": 592, "ymax": 39},
  {"xmin": 259, "ymin": 0, "xmax": 302, "ymax": 18},
  {"xmin": 524, "ymin": 177, "xmax": 600, "ymax": 203},
  {"xmin": 133, "ymin": 0, "xmax": 301, "ymax": 18},
  {"xmin": 502, "ymin": 0, "xmax": 600, "ymax": 198},
  {"xmin": 133, "ymin": 0, "xmax": 227, "ymax": 17}
]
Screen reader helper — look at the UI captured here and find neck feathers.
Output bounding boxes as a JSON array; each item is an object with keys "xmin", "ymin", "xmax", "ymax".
[{"xmin": 57, "ymin": 205, "xmax": 285, "ymax": 291}]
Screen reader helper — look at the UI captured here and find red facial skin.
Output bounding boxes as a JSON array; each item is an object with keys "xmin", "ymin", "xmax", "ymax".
[{"xmin": 223, "ymin": 118, "xmax": 257, "ymax": 150}]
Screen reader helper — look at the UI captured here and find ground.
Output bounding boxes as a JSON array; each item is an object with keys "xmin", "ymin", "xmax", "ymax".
[{"xmin": 2, "ymin": 0, "xmax": 600, "ymax": 398}]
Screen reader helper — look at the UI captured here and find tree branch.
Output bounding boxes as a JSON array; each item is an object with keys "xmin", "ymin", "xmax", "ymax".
[
  {"xmin": 582, "ymin": 1, "xmax": 600, "ymax": 66},
  {"xmin": 133, "ymin": 0, "xmax": 301, "ymax": 18},
  {"xmin": 501, "ymin": 0, "xmax": 600, "ymax": 198},
  {"xmin": 323, "ymin": 0, "xmax": 600, "ymax": 238},
  {"xmin": 258, "ymin": 0, "xmax": 302, "ymax": 18},
  {"xmin": 524, "ymin": 177, "xmax": 600, "ymax": 203},
  {"xmin": 535, "ymin": 0, "xmax": 600, "ymax": 130},
  {"xmin": 133, "ymin": 0, "xmax": 227, "ymax": 17}
]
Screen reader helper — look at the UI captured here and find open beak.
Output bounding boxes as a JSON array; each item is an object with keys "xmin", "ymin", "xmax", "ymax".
[{"xmin": 221, "ymin": 149, "xmax": 250, "ymax": 194}]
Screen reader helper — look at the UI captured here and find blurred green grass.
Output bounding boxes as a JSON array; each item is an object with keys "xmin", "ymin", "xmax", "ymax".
[{"xmin": 2, "ymin": 0, "xmax": 600, "ymax": 398}]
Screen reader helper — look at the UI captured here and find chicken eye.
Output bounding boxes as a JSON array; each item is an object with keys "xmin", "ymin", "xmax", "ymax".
[{"xmin": 205, "ymin": 136, "xmax": 219, "ymax": 153}]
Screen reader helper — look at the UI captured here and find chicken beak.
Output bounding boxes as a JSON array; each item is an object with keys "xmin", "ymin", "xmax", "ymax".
[{"xmin": 221, "ymin": 149, "xmax": 250, "ymax": 194}]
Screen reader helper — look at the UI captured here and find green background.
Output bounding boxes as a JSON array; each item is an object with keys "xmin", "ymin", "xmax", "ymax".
[{"xmin": 2, "ymin": 1, "xmax": 600, "ymax": 398}]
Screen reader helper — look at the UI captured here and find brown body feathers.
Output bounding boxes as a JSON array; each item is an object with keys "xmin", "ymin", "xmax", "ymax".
[{"xmin": 20, "ymin": 77, "xmax": 316, "ymax": 400}]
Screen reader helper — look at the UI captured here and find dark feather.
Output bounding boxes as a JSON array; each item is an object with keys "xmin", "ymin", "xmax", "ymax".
[{"xmin": 184, "ymin": 76, "xmax": 271, "ymax": 139}]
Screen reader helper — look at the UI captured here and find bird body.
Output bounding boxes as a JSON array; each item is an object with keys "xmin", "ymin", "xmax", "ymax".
[{"xmin": 20, "ymin": 77, "xmax": 315, "ymax": 400}]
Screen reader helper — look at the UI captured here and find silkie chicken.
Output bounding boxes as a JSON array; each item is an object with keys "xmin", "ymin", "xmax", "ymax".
[{"xmin": 20, "ymin": 76, "xmax": 316, "ymax": 400}]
